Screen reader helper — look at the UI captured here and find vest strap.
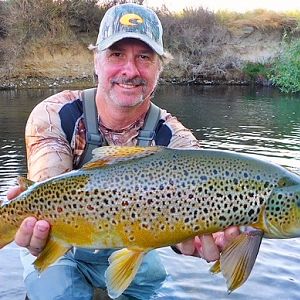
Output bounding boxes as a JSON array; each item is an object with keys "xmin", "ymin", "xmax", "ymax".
[
  {"xmin": 137, "ymin": 103, "xmax": 161, "ymax": 146},
  {"xmin": 78, "ymin": 88, "xmax": 161, "ymax": 167}
]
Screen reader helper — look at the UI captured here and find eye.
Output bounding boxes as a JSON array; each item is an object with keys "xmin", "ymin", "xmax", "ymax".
[
  {"xmin": 139, "ymin": 54, "xmax": 150, "ymax": 59},
  {"xmin": 110, "ymin": 51, "xmax": 123, "ymax": 58},
  {"xmin": 278, "ymin": 178, "xmax": 287, "ymax": 187},
  {"xmin": 277, "ymin": 176, "xmax": 298, "ymax": 188},
  {"xmin": 138, "ymin": 53, "xmax": 155, "ymax": 64},
  {"xmin": 107, "ymin": 51, "xmax": 125, "ymax": 64}
]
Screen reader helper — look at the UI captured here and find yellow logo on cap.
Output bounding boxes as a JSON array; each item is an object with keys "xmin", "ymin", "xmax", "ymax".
[{"xmin": 120, "ymin": 14, "xmax": 143, "ymax": 26}]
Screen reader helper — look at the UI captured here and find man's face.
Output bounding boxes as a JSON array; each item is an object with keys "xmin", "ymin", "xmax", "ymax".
[{"xmin": 95, "ymin": 38, "xmax": 161, "ymax": 108}]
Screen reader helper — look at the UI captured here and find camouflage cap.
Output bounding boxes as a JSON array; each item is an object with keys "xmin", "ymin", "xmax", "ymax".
[{"xmin": 96, "ymin": 3, "xmax": 164, "ymax": 55}]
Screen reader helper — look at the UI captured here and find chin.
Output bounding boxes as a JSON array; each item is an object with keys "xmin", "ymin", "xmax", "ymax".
[{"xmin": 112, "ymin": 96, "xmax": 145, "ymax": 108}]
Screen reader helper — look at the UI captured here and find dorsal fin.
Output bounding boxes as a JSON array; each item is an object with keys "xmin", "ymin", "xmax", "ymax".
[
  {"xmin": 82, "ymin": 146, "xmax": 161, "ymax": 170},
  {"xmin": 17, "ymin": 176, "xmax": 35, "ymax": 190}
]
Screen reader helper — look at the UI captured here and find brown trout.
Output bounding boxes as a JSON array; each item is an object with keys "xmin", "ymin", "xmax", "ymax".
[{"xmin": 1, "ymin": 146, "xmax": 300, "ymax": 298}]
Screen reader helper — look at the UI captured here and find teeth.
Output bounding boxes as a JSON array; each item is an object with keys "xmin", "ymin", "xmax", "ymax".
[{"xmin": 118, "ymin": 83, "xmax": 137, "ymax": 89}]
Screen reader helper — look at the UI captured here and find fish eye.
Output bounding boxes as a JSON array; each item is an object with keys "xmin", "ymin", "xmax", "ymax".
[
  {"xmin": 278, "ymin": 178, "xmax": 287, "ymax": 187},
  {"xmin": 277, "ymin": 177, "xmax": 298, "ymax": 188}
]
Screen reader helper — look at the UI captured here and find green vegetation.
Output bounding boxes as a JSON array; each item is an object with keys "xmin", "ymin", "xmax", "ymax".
[
  {"xmin": 242, "ymin": 62, "xmax": 270, "ymax": 80},
  {"xmin": 270, "ymin": 39, "xmax": 300, "ymax": 93}
]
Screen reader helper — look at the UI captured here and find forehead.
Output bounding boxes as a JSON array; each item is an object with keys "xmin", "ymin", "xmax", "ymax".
[{"xmin": 108, "ymin": 38, "xmax": 155, "ymax": 53}]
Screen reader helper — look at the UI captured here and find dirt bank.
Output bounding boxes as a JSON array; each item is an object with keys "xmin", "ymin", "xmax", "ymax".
[{"xmin": 0, "ymin": 25, "xmax": 294, "ymax": 89}]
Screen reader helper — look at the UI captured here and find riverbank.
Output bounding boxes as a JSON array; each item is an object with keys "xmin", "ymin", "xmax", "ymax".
[
  {"xmin": 0, "ymin": 75, "xmax": 253, "ymax": 90},
  {"xmin": 0, "ymin": 23, "xmax": 288, "ymax": 90},
  {"xmin": 1, "ymin": 2, "xmax": 299, "ymax": 90},
  {"xmin": 0, "ymin": 76, "xmax": 95, "ymax": 90}
]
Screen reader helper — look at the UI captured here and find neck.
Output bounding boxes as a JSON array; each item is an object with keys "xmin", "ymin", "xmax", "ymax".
[{"xmin": 95, "ymin": 96, "xmax": 151, "ymax": 130}]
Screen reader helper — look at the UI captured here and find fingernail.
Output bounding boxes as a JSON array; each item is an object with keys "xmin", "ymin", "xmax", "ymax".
[
  {"xmin": 37, "ymin": 224, "xmax": 48, "ymax": 232},
  {"xmin": 25, "ymin": 219, "xmax": 35, "ymax": 229}
]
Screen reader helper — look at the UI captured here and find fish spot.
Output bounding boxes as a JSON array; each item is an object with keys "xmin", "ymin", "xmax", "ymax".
[
  {"xmin": 129, "ymin": 236, "xmax": 135, "ymax": 242},
  {"xmin": 160, "ymin": 224, "xmax": 166, "ymax": 230},
  {"xmin": 141, "ymin": 223, "xmax": 149, "ymax": 229},
  {"xmin": 87, "ymin": 204, "xmax": 94, "ymax": 211},
  {"xmin": 248, "ymin": 209, "xmax": 255, "ymax": 217},
  {"xmin": 219, "ymin": 216, "xmax": 226, "ymax": 222},
  {"xmin": 193, "ymin": 225, "xmax": 200, "ymax": 231}
]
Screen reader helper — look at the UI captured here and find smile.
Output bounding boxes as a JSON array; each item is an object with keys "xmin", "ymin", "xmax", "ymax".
[{"xmin": 117, "ymin": 83, "xmax": 140, "ymax": 89}]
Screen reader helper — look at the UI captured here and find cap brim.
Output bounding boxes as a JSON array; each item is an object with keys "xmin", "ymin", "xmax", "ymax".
[{"xmin": 97, "ymin": 32, "xmax": 164, "ymax": 56}]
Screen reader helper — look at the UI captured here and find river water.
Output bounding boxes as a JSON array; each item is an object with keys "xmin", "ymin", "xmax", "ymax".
[{"xmin": 0, "ymin": 85, "xmax": 300, "ymax": 299}]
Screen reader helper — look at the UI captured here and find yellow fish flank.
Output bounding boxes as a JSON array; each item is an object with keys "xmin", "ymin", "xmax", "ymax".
[{"xmin": 1, "ymin": 146, "xmax": 300, "ymax": 298}]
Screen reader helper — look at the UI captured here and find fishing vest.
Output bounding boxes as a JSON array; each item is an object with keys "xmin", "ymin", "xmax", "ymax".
[{"xmin": 78, "ymin": 88, "xmax": 161, "ymax": 167}]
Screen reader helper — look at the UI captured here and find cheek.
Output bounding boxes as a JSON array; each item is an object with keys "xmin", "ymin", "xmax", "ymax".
[
  {"xmin": 146, "ymin": 70, "xmax": 160, "ymax": 88},
  {"xmin": 96, "ymin": 65, "xmax": 117, "ymax": 83}
]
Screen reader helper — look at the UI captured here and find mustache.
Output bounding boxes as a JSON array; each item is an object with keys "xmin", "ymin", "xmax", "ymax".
[{"xmin": 111, "ymin": 77, "xmax": 146, "ymax": 86}]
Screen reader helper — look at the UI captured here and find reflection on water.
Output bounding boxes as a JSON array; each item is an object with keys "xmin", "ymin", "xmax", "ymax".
[
  {"xmin": 156, "ymin": 85, "xmax": 300, "ymax": 172},
  {"xmin": 0, "ymin": 86, "xmax": 300, "ymax": 299},
  {"xmin": 0, "ymin": 89, "xmax": 61, "ymax": 195}
]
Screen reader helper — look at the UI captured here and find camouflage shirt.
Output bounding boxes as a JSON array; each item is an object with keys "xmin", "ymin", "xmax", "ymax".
[{"xmin": 25, "ymin": 90, "xmax": 200, "ymax": 181}]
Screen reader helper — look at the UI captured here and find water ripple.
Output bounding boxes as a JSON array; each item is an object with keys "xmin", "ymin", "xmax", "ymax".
[{"xmin": 1, "ymin": 86, "xmax": 300, "ymax": 299}]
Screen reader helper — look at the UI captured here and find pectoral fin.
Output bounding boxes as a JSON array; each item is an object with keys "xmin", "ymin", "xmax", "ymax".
[
  {"xmin": 105, "ymin": 248, "xmax": 145, "ymax": 299},
  {"xmin": 210, "ymin": 229, "xmax": 263, "ymax": 292},
  {"xmin": 33, "ymin": 237, "xmax": 71, "ymax": 272}
]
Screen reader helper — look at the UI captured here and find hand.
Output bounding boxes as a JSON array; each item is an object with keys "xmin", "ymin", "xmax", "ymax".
[
  {"xmin": 7, "ymin": 186, "xmax": 50, "ymax": 256},
  {"xmin": 174, "ymin": 226, "xmax": 240, "ymax": 262}
]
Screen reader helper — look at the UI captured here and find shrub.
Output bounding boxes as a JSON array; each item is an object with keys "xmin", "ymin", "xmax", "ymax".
[
  {"xmin": 242, "ymin": 62, "xmax": 270, "ymax": 80},
  {"xmin": 270, "ymin": 38, "xmax": 300, "ymax": 93},
  {"xmin": 0, "ymin": 2, "xmax": 9, "ymax": 39},
  {"xmin": 157, "ymin": 7, "xmax": 230, "ymax": 80}
]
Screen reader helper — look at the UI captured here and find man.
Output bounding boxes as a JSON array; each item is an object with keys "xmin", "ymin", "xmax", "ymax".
[{"xmin": 7, "ymin": 3, "xmax": 239, "ymax": 300}]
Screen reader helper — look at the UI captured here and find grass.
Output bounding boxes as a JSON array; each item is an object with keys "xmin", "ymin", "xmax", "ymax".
[{"xmin": 216, "ymin": 9, "xmax": 299, "ymax": 31}]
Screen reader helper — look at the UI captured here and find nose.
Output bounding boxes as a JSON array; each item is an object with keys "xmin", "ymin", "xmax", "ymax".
[{"xmin": 121, "ymin": 59, "xmax": 141, "ymax": 78}]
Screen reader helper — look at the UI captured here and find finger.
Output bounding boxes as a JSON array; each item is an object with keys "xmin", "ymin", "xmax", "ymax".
[
  {"xmin": 212, "ymin": 227, "xmax": 241, "ymax": 251},
  {"xmin": 15, "ymin": 217, "xmax": 37, "ymax": 247},
  {"xmin": 28, "ymin": 220, "xmax": 50, "ymax": 256},
  {"xmin": 198, "ymin": 234, "xmax": 220, "ymax": 262},
  {"xmin": 176, "ymin": 238, "xmax": 196, "ymax": 256},
  {"xmin": 213, "ymin": 231, "xmax": 226, "ymax": 250},
  {"xmin": 224, "ymin": 226, "xmax": 240, "ymax": 243},
  {"xmin": 7, "ymin": 186, "xmax": 24, "ymax": 200}
]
